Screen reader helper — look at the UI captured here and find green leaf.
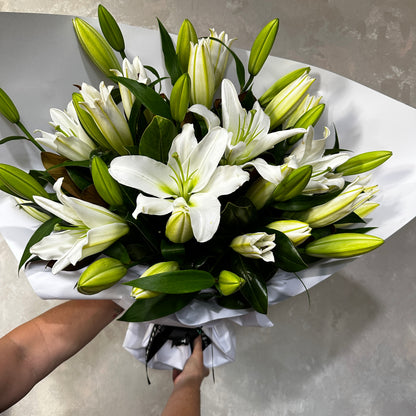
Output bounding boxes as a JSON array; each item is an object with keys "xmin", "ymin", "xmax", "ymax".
[
  {"xmin": 111, "ymin": 76, "xmax": 172, "ymax": 119},
  {"xmin": 233, "ymin": 256, "xmax": 268, "ymax": 314},
  {"xmin": 103, "ymin": 241, "xmax": 131, "ymax": 265},
  {"xmin": 157, "ymin": 18, "xmax": 182, "ymax": 85},
  {"xmin": 127, "ymin": 97, "xmax": 143, "ymax": 139},
  {"xmin": 334, "ymin": 226, "xmax": 377, "ymax": 234},
  {"xmin": 19, "ymin": 216, "xmax": 61, "ymax": 270},
  {"xmin": 221, "ymin": 197, "xmax": 257, "ymax": 230},
  {"xmin": 124, "ymin": 269, "xmax": 215, "ymax": 294},
  {"xmin": 139, "ymin": 116, "xmax": 177, "ymax": 163},
  {"xmin": 267, "ymin": 229, "xmax": 308, "ymax": 272},
  {"xmin": 161, "ymin": 239, "xmax": 186, "ymax": 262},
  {"xmin": 118, "ymin": 293, "xmax": 195, "ymax": 322},
  {"xmin": 209, "ymin": 37, "xmax": 246, "ymax": 90},
  {"xmin": 0, "ymin": 135, "xmax": 28, "ymax": 145},
  {"xmin": 335, "ymin": 212, "xmax": 366, "ymax": 224},
  {"xmin": 66, "ymin": 167, "xmax": 91, "ymax": 191}
]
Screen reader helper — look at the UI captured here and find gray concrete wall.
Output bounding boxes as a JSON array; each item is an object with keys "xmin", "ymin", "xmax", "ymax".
[{"xmin": 0, "ymin": 1, "xmax": 415, "ymax": 415}]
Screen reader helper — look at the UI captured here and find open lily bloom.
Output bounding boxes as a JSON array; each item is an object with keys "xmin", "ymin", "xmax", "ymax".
[
  {"xmin": 189, "ymin": 79, "xmax": 305, "ymax": 181},
  {"xmin": 36, "ymin": 101, "xmax": 96, "ymax": 161},
  {"xmin": 30, "ymin": 178, "xmax": 129, "ymax": 274},
  {"xmin": 285, "ymin": 126, "xmax": 350, "ymax": 193},
  {"xmin": 111, "ymin": 56, "xmax": 150, "ymax": 119},
  {"xmin": 109, "ymin": 123, "xmax": 249, "ymax": 243}
]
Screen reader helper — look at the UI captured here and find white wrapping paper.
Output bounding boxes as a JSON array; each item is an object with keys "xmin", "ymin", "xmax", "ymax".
[{"xmin": 1, "ymin": 12, "xmax": 416, "ymax": 369}]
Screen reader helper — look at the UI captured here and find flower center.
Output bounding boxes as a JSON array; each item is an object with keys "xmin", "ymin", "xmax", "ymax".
[{"xmin": 169, "ymin": 152, "xmax": 197, "ymax": 201}]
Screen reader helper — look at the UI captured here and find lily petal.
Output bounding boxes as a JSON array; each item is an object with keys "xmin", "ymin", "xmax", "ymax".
[
  {"xmin": 133, "ymin": 194, "xmax": 173, "ymax": 217},
  {"xmin": 202, "ymin": 165, "xmax": 249, "ymax": 197},
  {"xmin": 188, "ymin": 104, "xmax": 221, "ymax": 130}
]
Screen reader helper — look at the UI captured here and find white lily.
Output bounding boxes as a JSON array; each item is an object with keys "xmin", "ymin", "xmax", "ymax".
[
  {"xmin": 230, "ymin": 232, "xmax": 275, "ymax": 262},
  {"xmin": 80, "ymin": 81, "xmax": 134, "ymax": 155},
  {"xmin": 190, "ymin": 79, "xmax": 305, "ymax": 180},
  {"xmin": 109, "ymin": 123, "xmax": 249, "ymax": 243},
  {"xmin": 207, "ymin": 29, "xmax": 236, "ymax": 90},
  {"xmin": 30, "ymin": 178, "xmax": 129, "ymax": 274},
  {"xmin": 111, "ymin": 56, "xmax": 150, "ymax": 119},
  {"xmin": 285, "ymin": 126, "xmax": 350, "ymax": 194},
  {"xmin": 36, "ymin": 101, "xmax": 96, "ymax": 161}
]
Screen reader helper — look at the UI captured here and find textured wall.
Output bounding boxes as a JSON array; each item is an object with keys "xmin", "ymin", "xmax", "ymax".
[{"xmin": 0, "ymin": 1, "xmax": 415, "ymax": 415}]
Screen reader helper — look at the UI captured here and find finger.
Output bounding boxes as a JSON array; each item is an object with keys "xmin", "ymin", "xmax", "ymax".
[{"xmin": 192, "ymin": 335, "xmax": 203, "ymax": 357}]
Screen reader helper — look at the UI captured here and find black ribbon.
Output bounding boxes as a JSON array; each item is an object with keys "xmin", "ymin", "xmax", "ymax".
[{"xmin": 145, "ymin": 324, "xmax": 212, "ymax": 384}]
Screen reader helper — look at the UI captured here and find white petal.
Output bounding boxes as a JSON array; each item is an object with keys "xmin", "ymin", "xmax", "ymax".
[
  {"xmin": 52, "ymin": 234, "xmax": 88, "ymax": 273},
  {"xmin": 188, "ymin": 193, "xmax": 221, "ymax": 242},
  {"xmin": 242, "ymin": 158, "xmax": 286, "ymax": 183},
  {"xmin": 221, "ymin": 79, "xmax": 245, "ymax": 132},
  {"xmin": 33, "ymin": 194, "xmax": 81, "ymax": 226},
  {"xmin": 133, "ymin": 194, "xmax": 173, "ymax": 217},
  {"xmin": 110, "ymin": 155, "xmax": 178, "ymax": 198},
  {"xmin": 168, "ymin": 124, "xmax": 198, "ymax": 164},
  {"xmin": 202, "ymin": 165, "xmax": 249, "ymax": 197},
  {"xmin": 82, "ymin": 223, "xmax": 129, "ymax": 254},
  {"xmin": 188, "ymin": 104, "xmax": 221, "ymax": 130}
]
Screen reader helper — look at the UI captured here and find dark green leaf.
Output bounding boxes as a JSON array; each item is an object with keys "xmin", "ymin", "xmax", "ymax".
[
  {"xmin": 157, "ymin": 19, "xmax": 182, "ymax": 85},
  {"xmin": 139, "ymin": 116, "xmax": 177, "ymax": 163},
  {"xmin": 111, "ymin": 76, "xmax": 172, "ymax": 119},
  {"xmin": 335, "ymin": 212, "xmax": 366, "ymax": 224},
  {"xmin": 66, "ymin": 167, "xmax": 91, "ymax": 191},
  {"xmin": 118, "ymin": 293, "xmax": 195, "ymax": 322},
  {"xmin": 334, "ymin": 226, "xmax": 377, "ymax": 234},
  {"xmin": 124, "ymin": 270, "xmax": 215, "ymax": 294},
  {"xmin": 0, "ymin": 135, "xmax": 28, "ymax": 145},
  {"xmin": 19, "ymin": 216, "xmax": 61, "ymax": 270},
  {"xmin": 209, "ymin": 37, "xmax": 246, "ymax": 90},
  {"xmin": 103, "ymin": 241, "xmax": 131, "ymax": 265},
  {"xmin": 267, "ymin": 229, "xmax": 308, "ymax": 272},
  {"xmin": 45, "ymin": 160, "xmax": 90, "ymax": 169},
  {"xmin": 221, "ymin": 197, "xmax": 257, "ymax": 230},
  {"xmin": 217, "ymin": 293, "xmax": 250, "ymax": 310},
  {"xmin": 127, "ymin": 98, "xmax": 143, "ymax": 139},
  {"xmin": 161, "ymin": 239, "xmax": 186, "ymax": 262},
  {"xmin": 233, "ymin": 255, "xmax": 268, "ymax": 313}
]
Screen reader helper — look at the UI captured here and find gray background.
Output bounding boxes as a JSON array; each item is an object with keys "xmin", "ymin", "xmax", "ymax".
[{"xmin": 0, "ymin": 1, "xmax": 415, "ymax": 415}]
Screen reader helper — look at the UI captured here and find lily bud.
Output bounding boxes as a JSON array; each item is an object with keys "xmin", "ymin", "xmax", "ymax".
[
  {"xmin": 77, "ymin": 257, "xmax": 127, "ymax": 295},
  {"xmin": 98, "ymin": 4, "xmax": 125, "ymax": 53},
  {"xmin": 335, "ymin": 151, "xmax": 392, "ymax": 176},
  {"xmin": 267, "ymin": 220, "xmax": 311, "ymax": 246},
  {"xmin": 265, "ymin": 73, "xmax": 315, "ymax": 130},
  {"xmin": 170, "ymin": 73, "xmax": 191, "ymax": 123},
  {"xmin": 176, "ymin": 19, "xmax": 198, "ymax": 73},
  {"xmin": 283, "ymin": 94, "xmax": 322, "ymax": 129},
  {"xmin": 14, "ymin": 197, "xmax": 51, "ymax": 222},
  {"xmin": 72, "ymin": 92, "xmax": 109, "ymax": 149},
  {"xmin": 272, "ymin": 165, "xmax": 312, "ymax": 201},
  {"xmin": 131, "ymin": 261, "xmax": 179, "ymax": 299},
  {"xmin": 230, "ymin": 232, "xmax": 275, "ymax": 262},
  {"xmin": 248, "ymin": 18, "xmax": 279, "ymax": 76},
  {"xmin": 73, "ymin": 17, "xmax": 121, "ymax": 77},
  {"xmin": 0, "ymin": 87, "xmax": 20, "ymax": 123},
  {"xmin": 91, "ymin": 156, "xmax": 124, "ymax": 206},
  {"xmin": 305, "ymin": 233, "xmax": 384, "ymax": 258},
  {"xmin": 188, "ymin": 39, "xmax": 216, "ymax": 107},
  {"xmin": 217, "ymin": 270, "xmax": 245, "ymax": 296},
  {"xmin": 259, "ymin": 67, "xmax": 310, "ymax": 107},
  {"xmin": 165, "ymin": 201, "xmax": 193, "ymax": 243},
  {"xmin": 246, "ymin": 177, "xmax": 276, "ymax": 210},
  {"xmin": 354, "ymin": 202, "xmax": 379, "ymax": 218},
  {"xmin": 0, "ymin": 164, "xmax": 49, "ymax": 201},
  {"xmin": 287, "ymin": 103, "xmax": 325, "ymax": 145}
]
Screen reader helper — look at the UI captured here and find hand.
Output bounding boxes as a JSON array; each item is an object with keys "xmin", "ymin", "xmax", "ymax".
[{"xmin": 172, "ymin": 336, "xmax": 209, "ymax": 387}]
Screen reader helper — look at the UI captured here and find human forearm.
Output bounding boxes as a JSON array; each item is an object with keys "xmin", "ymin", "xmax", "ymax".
[{"xmin": 161, "ymin": 379, "xmax": 202, "ymax": 416}]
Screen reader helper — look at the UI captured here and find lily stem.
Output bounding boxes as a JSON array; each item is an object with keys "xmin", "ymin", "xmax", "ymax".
[{"xmin": 16, "ymin": 121, "xmax": 45, "ymax": 152}]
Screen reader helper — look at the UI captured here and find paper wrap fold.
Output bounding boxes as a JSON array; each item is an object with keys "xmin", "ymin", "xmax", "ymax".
[{"xmin": 1, "ymin": 13, "xmax": 416, "ymax": 370}]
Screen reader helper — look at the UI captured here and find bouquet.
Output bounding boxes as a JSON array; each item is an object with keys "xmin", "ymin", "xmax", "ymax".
[{"xmin": 0, "ymin": 6, "xmax": 392, "ymax": 368}]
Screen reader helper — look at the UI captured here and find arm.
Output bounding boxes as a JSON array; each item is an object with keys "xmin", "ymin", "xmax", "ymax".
[
  {"xmin": 161, "ymin": 336, "xmax": 209, "ymax": 416},
  {"xmin": 0, "ymin": 299, "xmax": 123, "ymax": 412}
]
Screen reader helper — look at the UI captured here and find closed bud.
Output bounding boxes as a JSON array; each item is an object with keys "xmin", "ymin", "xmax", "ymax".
[
  {"xmin": 165, "ymin": 202, "xmax": 193, "ymax": 243},
  {"xmin": 0, "ymin": 164, "xmax": 49, "ymax": 201},
  {"xmin": 0, "ymin": 88, "xmax": 20, "ymax": 123},
  {"xmin": 91, "ymin": 156, "xmax": 124, "ymax": 206},
  {"xmin": 131, "ymin": 261, "xmax": 179, "ymax": 299},
  {"xmin": 354, "ymin": 202, "xmax": 379, "ymax": 218},
  {"xmin": 170, "ymin": 73, "xmax": 191, "ymax": 122},
  {"xmin": 287, "ymin": 103, "xmax": 325, "ymax": 145},
  {"xmin": 73, "ymin": 17, "xmax": 121, "ymax": 77},
  {"xmin": 259, "ymin": 67, "xmax": 310, "ymax": 107},
  {"xmin": 267, "ymin": 220, "xmax": 311, "ymax": 246},
  {"xmin": 77, "ymin": 257, "xmax": 127, "ymax": 295},
  {"xmin": 305, "ymin": 233, "xmax": 384, "ymax": 258},
  {"xmin": 217, "ymin": 270, "xmax": 245, "ymax": 296},
  {"xmin": 265, "ymin": 73, "xmax": 315, "ymax": 130},
  {"xmin": 246, "ymin": 177, "xmax": 276, "ymax": 210},
  {"xmin": 98, "ymin": 4, "xmax": 125, "ymax": 53},
  {"xmin": 335, "ymin": 151, "xmax": 392, "ymax": 176},
  {"xmin": 176, "ymin": 19, "xmax": 198, "ymax": 73},
  {"xmin": 272, "ymin": 165, "xmax": 312, "ymax": 201},
  {"xmin": 14, "ymin": 197, "xmax": 51, "ymax": 222},
  {"xmin": 72, "ymin": 92, "xmax": 109, "ymax": 149},
  {"xmin": 248, "ymin": 19, "xmax": 279, "ymax": 76}
]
